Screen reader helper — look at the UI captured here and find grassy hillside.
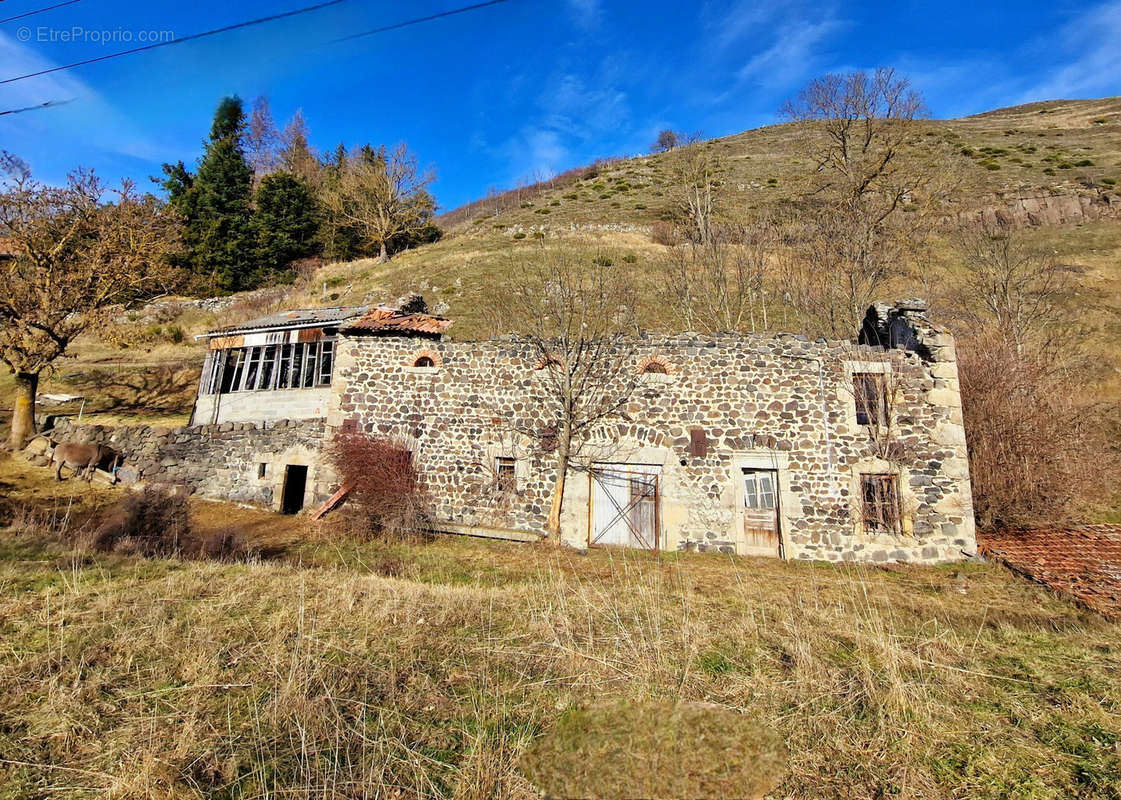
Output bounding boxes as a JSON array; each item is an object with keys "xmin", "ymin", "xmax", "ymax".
[
  {"xmin": 0, "ymin": 454, "xmax": 1119, "ymax": 798},
  {"xmin": 3, "ymin": 97, "xmax": 1121, "ymax": 431}
]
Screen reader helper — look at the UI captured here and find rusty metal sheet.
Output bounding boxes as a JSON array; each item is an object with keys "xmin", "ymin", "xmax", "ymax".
[{"xmin": 209, "ymin": 335, "xmax": 244, "ymax": 350}]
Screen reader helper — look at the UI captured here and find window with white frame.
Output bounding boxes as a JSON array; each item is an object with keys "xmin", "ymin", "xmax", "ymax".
[{"xmin": 853, "ymin": 372, "xmax": 888, "ymax": 426}]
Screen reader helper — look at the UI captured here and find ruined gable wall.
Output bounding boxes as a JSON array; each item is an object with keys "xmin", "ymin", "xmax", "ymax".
[{"xmin": 330, "ymin": 331, "xmax": 976, "ymax": 563}]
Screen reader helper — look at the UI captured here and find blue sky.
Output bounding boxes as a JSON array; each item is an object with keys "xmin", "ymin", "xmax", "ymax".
[{"xmin": 1, "ymin": 0, "xmax": 1119, "ymax": 210}]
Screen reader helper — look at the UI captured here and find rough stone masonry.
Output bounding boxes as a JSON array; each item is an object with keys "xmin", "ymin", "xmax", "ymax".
[
  {"xmin": 50, "ymin": 299, "xmax": 976, "ymax": 564},
  {"xmin": 327, "ymin": 299, "xmax": 976, "ymax": 563}
]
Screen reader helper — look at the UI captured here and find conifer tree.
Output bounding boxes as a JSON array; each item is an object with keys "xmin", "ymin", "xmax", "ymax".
[
  {"xmin": 161, "ymin": 96, "xmax": 255, "ymax": 292},
  {"xmin": 253, "ymin": 172, "xmax": 320, "ymax": 280}
]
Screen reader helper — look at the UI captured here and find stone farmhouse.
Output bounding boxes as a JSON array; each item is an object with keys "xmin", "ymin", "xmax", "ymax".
[{"xmin": 59, "ymin": 298, "xmax": 976, "ymax": 564}]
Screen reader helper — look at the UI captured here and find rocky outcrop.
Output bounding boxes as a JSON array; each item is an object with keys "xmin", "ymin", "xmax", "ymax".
[{"xmin": 951, "ymin": 190, "xmax": 1121, "ymax": 229}]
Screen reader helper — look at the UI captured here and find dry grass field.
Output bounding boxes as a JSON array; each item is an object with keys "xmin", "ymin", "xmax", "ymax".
[{"xmin": 0, "ymin": 454, "xmax": 1119, "ymax": 799}]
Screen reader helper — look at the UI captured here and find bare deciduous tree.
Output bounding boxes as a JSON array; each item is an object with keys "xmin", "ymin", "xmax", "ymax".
[
  {"xmin": 277, "ymin": 110, "xmax": 321, "ymax": 187},
  {"xmin": 244, "ymin": 95, "xmax": 280, "ymax": 185},
  {"xmin": 781, "ymin": 67, "xmax": 928, "ymax": 213},
  {"xmin": 495, "ymin": 251, "xmax": 642, "ymax": 541},
  {"xmin": 778, "ymin": 68, "xmax": 953, "ymax": 336},
  {"xmin": 778, "ymin": 207, "xmax": 911, "ymax": 338},
  {"xmin": 665, "ymin": 143, "xmax": 723, "ymax": 245},
  {"xmin": 320, "ymin": 143, "xmax": 435, "ymax": 263},
  {"xmin": 0, "ymin": 159, "xmax": 182, "ymax": 449},
  {"xmin": 957, "ymin": 330, "xmax": 1116, "ymax": 529},
  {"xmin": 651, "ymin": 129, "xmax": 680, "ymax": 153},
  {"xmin": 660, "ymin": 220, "xmax": 775, "ymax": 333},
  {"xmin": 952, "ymin": 223, "xmax": 1073, "ymax": 352}
]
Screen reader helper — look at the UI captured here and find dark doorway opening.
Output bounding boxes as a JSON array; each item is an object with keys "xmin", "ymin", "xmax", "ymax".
[{"xmin": 281, "ymin": 465, "xmax": 308, "ymax": 514}]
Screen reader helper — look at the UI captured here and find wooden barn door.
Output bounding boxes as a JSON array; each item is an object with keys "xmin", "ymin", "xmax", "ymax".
[
  {"xmin": 742, "ymin": 468, "xmax": 781, "ymax": 556},
  {"xmin": 591, "ymin": 465, "xmax": 660, "ymax": 550}
]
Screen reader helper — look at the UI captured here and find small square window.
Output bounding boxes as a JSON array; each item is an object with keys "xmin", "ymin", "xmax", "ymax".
[
  {"xmin": 257, "ymin": 462, "xmax": 268, "ymax": 479},
  {"xmin": 853, "ymin": 373, "xmax": 888, "ymax": 426},
  {"xmin": 861, "ymin": 473, "xmax": 901, "ymax": 534},
  {"xmin": 496, "ymin": 457, "xmax": 516, "ymax": 493}
]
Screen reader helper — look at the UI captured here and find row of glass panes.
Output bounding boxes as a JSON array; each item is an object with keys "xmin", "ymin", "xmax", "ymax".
[{"xmin": 208, "ymin": 341, "xmax": 335, "ymax": 394}]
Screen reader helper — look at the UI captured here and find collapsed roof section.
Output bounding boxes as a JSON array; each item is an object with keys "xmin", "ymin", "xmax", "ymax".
[
  {"xmin": 203, "ymin": 306, "xmax": 370, "ymax": 339},
  {"xmin": 200, "ymin": 295, "xmax": 453, "ymax": 341}
]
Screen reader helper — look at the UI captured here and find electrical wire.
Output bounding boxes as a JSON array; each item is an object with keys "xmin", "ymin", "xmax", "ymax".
[
  {"xmin": 2, "ymin": 0, "xmax": 515, "ymax": 86},
  {"xmin": 0, "ymin": 98, "xmax": 73, "ymax": 116},
  {"xmin": 0, "ymin": 0, "xmax": 81, "ymax": 25},
  {"xmin": 331, "ymin": 0, "xmax": 508, "ymax": 43},
  {"xmin": 1, "ymin": 0, "xmax": 346, "ymax": 85}
]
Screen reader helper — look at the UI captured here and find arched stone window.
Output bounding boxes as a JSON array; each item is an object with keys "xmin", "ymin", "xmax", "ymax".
[
  {"xmin": 638, "ymin": 356, "xmax": 673, "ymax": 376},
  {"xmin": 407, "ymin": 349, "xmax": 441, "ymax": 370}
]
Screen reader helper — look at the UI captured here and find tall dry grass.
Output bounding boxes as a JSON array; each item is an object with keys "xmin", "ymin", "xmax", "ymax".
[{"xmin": 0, "ymin": 527, "xmax": 1117, "ymax": 799}]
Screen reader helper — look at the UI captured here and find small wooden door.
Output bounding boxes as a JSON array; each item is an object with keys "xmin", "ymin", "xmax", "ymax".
[{"xmin": 742, "ymin": 469, "xmax": 781, "ymax": 556}]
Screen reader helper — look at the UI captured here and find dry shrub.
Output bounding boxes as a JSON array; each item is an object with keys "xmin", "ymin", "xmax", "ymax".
[
  {"xmin": 290, "ymin": 255, "xmax": 324, "ymax": 284},
  {"xmin": 329, "ymin": 431, "xmax": 431, "ymax": 539},
  {"xmin": 650, "ymin": 220, "xmax": 682, "ymax": 246},
  {"xmin": 198, "ymin": 526, "xmax": 251, "ymax": 562},
  {"xmin": 91, "ymin": 485, "xmax": 190, "ymax": 557},
  {"xmin": 88, "ymin": 487, "xmax": 254, "ymax": 561},
  {"xmin": 958, "ymin": 331, "xmax": 1118, "ymax": 529}
]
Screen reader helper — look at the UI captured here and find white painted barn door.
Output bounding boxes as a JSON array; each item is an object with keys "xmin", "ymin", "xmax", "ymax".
[{"xmin": 591, "ymin": 464, "xmax": 660, "ymax": 550}]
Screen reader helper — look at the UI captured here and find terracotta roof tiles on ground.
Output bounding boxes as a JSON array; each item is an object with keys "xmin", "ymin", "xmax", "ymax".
[{"xmin": 978, "ymin": 525, "xmax": 1121, "ymax": 618}]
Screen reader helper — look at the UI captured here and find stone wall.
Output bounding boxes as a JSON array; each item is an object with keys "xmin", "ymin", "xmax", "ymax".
[
  {"xmin": 49, "ymin": 418, "xmax": 331, "ymax": 511},
  {"xmin": 329, "ymin": 308, "xmax": 977, "ymax": 564}
]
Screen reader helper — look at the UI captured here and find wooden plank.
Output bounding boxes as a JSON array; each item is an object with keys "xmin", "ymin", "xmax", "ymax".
[{"xmin": 311, "ymin": 481, "xmax": 354, "ymax": 521}]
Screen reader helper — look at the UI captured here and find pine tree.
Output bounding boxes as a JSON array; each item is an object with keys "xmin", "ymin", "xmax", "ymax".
[{"xmin": 253, "ymin": 172, "xmax": 320, "ymax": 281}]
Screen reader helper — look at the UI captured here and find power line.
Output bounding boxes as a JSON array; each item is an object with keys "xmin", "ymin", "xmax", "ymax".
[
  {"xmin": 1, "ymin": 0, "xmax": 514, "ymax": 86},
  {"xmin": 0, "ymin": 0, "xmax": 81, "ymax": 25},
  {"xmin": 331, "ymin": 0, "xmax": 508, "ymax": 43},
  {"xmin": 1, "ymin": 0, "xmax": 346, "ymax": 85},
  {"xmin": 0, "ymin": 98, "xmax": 73, "ymax": 116}
]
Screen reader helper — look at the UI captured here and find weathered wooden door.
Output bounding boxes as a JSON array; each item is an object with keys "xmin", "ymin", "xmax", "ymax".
[
  {"xmin": 591, "ymin": 465, "xmax": 660, "ymax": 550},
  {"xmin": 742, "ymin": 469, "xmax": 781, "ymax": 556}
]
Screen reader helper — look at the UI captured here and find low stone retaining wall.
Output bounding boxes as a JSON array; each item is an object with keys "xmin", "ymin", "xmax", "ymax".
[{"xmin": 48, "ymin": 418, "xmax": 330, "ymax": 509}]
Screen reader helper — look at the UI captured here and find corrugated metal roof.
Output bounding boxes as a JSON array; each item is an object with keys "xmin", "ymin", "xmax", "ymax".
[
  {"xmin": 978, "ymin": 525, "xmax": 1121, "ymax": 619},
  {"xmin": 207, "ymin": 306, "xmax": 370, "ymax": 336},
  {"xmin": 343, "ymin": 306, "xmax": 453, "ymax": 337}
]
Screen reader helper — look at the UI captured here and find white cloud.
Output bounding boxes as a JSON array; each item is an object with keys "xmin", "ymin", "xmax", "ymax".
[
  {"xmin": 499, "ymin": 68, "xmax": 631, "ymax": 183},
  {"xmin": 735, "ymin": 17, "xmax": 840, "ymax": 88},
  {"xmin": 707, "ymin": 0, "xmax": 778, "ymax": 52},
  {"xmin": 567, "ymin": 0, "xmax": 602, "ymax": 29},
  {"xmin": 1021, "ymin": 0, "xmax": 1121, "ymax": 101},
  {"xmin": 0, "ymin": 32, "xmax": 166, "ymax": 176}
]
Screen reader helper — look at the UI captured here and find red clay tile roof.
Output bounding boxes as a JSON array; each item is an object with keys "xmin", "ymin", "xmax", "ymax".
[
  {"xmin": 343, "ymin": 306, "xmax": 453, "ymax": 337},
  {"xmin": 978, "ymin": 526, "xmax": 1121, "ymax": 618}
]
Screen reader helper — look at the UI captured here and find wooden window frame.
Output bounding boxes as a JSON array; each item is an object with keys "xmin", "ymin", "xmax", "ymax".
[
  {"xmin": 495, "ymin": 456, "xmax": 517, "ymax": 494},
  {"xmin": 860, "ymin": 472, "xmax": 902, "ymax": 535}
]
